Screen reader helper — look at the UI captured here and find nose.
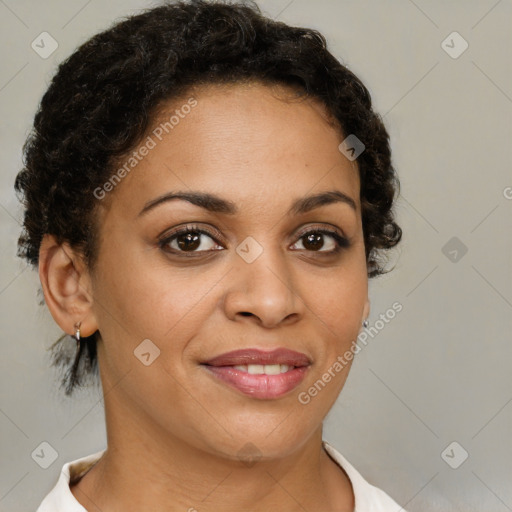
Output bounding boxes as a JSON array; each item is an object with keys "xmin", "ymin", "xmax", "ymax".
[{"xmin": 222, "ymin": 244, "xmax": 304, "ymax": 329}]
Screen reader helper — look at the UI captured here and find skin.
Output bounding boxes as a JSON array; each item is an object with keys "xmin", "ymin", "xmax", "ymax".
[{"xmin": 39, "ymin": 81, "xmax": 370, "ymax": 512}]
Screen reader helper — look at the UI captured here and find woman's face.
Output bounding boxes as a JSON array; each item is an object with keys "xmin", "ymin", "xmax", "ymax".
[{"xmin": 88, "ymin": 82, "xmax": 369, "ymax": 460}]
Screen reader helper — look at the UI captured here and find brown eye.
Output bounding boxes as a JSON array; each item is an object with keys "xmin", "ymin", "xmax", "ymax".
[
  {"xmin": 175, "ymin": 232, "xmax": 202, "ymax": 252},
  {"xmin": 302, "ymin": 232, "xmax": 326, "ymax": 251},
  {"xmin": 158, "ymin": 225, "xmax": 223, "ymax": 255},
  {"xmin": 291, "ymin": 229, "xmax": 350, "ymax": 254}
]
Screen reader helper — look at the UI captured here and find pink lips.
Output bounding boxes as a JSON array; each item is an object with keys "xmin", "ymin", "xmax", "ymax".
[{"xmin": 201, "ymin": 348, "xmax": 311, "ymax": 400}]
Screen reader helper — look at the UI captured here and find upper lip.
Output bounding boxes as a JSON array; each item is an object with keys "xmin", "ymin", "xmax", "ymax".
[{"xmin": 202, "ymin": 348, "xmax": 311, "ymax": 367}]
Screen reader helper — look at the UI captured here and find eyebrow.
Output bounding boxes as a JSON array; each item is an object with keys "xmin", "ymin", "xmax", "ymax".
[{"xmin": 138, "ymin": 189, "xmax": 357, "ymax": 217}]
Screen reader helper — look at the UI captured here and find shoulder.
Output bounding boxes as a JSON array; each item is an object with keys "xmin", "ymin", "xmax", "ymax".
[
  {"xmin": 35, "ymin": 449, "xmax": 106, "ymax": 512},
  {"xmin": 322, "ymin": 440, "xmax": 408, "ymax": 512}
]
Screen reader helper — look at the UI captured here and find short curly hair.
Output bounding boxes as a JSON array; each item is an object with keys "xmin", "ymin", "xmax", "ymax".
[{"xmin": 14, "ymin": 0, "xmax": 402, "ymax": 396}]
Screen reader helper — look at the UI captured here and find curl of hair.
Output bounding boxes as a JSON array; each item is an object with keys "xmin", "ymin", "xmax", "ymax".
[{"xmin": 15, "ymin": 0, "xmax": 402, "ymax": 396}]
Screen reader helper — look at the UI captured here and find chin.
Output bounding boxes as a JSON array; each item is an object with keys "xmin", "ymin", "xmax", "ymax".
[{"xmin": 199, "ymin": 422, "xmax": 316, "ymax": 464}]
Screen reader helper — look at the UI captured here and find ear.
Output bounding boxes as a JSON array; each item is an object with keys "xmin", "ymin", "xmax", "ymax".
[{"xmin": 38, "ymin": 234, "xmax": 98, "ymax": 338}]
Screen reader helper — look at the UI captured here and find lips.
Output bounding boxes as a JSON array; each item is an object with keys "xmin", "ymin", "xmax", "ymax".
[
  {"xmin": 202, "ymin": 348, "xmax": 311, "ymax": 367},
  {"xmin": 201, "ymin": 348, "xmax": 311, "ymax": 400}
]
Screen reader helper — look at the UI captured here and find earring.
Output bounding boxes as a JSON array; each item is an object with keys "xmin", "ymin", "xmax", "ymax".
[
  {"xmin": 362, "ymin": 319, "xmax": 369, "ymax": 329},
  {"xmin": 74, "ymin": 322, "xmax": 81, "ymax": 351}
]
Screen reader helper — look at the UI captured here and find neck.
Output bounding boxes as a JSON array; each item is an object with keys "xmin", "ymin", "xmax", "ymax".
[{"xmin": 71, "ymin": 396, "xmax": 354, "ymax": 512}]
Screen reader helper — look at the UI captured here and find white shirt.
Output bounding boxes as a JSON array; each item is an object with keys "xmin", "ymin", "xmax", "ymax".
[{"xmin": 36, "ymin": 441, "xmax": 407, "ymax": 511}]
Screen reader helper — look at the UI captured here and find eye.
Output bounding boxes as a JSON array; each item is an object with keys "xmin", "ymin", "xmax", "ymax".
[
  {"xmin": 291, "ymin": 227, "xmax": 350, "ymax": 254},
  {"xmin": 158, "ymin": 224, "xmax": 223, "ymax": 256},
  {"xmin": 158, "ymin": 224, "xmax": 350, "ymax": 257}
]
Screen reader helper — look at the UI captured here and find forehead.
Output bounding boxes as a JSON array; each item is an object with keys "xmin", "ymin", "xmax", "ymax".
[{"xmin": 100, "ymin": 82, "xmax": 360, "ymax": 219}]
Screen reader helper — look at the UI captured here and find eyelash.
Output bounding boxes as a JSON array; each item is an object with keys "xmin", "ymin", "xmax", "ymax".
[{"xmin": 157, "ymin": 223, "xmax": 350, "ymax": 257}]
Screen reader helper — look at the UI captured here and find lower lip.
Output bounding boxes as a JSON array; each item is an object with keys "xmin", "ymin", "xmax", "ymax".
[{"xmin": 202, "ymin": 365, "xmax": 309, "ymax": 399}]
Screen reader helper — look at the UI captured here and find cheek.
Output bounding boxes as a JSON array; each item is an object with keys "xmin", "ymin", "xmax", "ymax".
[
  {"xmin": 304, "ymin": 263, "xmax": 367, "ymax": 343},
  {"xmin": 90, "ymin": 248, "xmax": 228, "ymax": 377},
  {"xmin": 93, "ymin": 242, "xmax": 205, "ymax": 335}
]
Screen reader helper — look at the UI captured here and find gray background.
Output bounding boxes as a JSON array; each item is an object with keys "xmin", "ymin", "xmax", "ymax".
[{"xmin": 1, "ymin": 1, "xmax": 511, "ymax": 511}]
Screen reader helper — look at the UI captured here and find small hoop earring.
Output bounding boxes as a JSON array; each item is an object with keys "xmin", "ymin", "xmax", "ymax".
[
  {"xmin": 74, "ymin": 322, "xmax": 81, "ymax": 350},
  {"xmin": 362, "ymin": 319, "xmax": 369, "ymax": 329}
]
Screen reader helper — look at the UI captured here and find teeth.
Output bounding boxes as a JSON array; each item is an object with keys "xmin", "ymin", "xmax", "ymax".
[
  {"xmin": 232, "ymin": 364, "xmax": 292, "ymax": 374},
  {"xmin": 248, "ymin": 364, "xmax": 264, "ymax": 374}
]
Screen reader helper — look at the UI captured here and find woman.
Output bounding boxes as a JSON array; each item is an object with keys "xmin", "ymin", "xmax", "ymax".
[{"xmin": 16, "ymin": 1, "xmax": 403, "ymax": 510}]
